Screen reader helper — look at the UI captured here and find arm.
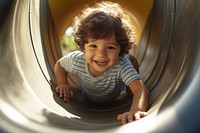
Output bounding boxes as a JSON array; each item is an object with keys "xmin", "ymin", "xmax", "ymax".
[
  {"xmin": 117, "ymin": 80, "xmax": 149, "ymax": 124},
  {"xmin": 54, "ymin": 60, "xmax": 73, "ymax": 101}
]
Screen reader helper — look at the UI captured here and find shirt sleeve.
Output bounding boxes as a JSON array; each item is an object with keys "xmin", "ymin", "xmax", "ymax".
[
  {"xmin": 59, "ymin": 51, "xmax": 78, "ymax": 73},
  {"xmin": 119, "ymin": 55, "xmax": 141, "ymax": 85}
]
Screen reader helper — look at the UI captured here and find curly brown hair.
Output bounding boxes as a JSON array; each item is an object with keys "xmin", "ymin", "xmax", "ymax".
[{"xmin": 72, "ymin": 1, "xmax": 135, "ymax": 56}]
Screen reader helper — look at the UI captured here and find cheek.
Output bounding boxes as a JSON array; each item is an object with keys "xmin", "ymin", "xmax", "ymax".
[
  {"xmin": 84, "ymin": 51, "xmax": 93, "ymax": 62},
  {"xmin": 110, "ymin": 54, "xmax": 119, "ymax": 63}
]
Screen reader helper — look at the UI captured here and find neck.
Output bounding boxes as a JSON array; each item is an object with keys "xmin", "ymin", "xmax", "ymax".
[{"xmin": 88, "ymin": 64, "xmax": 105, "ymax": 77}]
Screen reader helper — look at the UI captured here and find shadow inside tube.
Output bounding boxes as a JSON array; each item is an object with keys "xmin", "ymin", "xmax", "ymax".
[{"xmin": 48, "ymin": 83, "xmax": 133, "ymax": 129}]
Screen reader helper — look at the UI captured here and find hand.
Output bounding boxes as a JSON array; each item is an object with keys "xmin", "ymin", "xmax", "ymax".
[
  {"xmin": 117, "ymin": 111, "xmax": 148, "ymax": 124},
  {"xmin": 55, "ymin": 83, "xmax": 73, "ymax": 101}
]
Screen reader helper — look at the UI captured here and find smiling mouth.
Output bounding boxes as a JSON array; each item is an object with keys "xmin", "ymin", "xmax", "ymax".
[{"xmin": 94, "ymin": 60, "xmax": 108, "ymax": 66}]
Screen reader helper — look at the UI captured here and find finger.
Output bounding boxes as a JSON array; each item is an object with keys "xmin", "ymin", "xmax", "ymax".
[
  {"xmin": 59, "ymin": 88, "xmax": 63, "ymax": 97},
  {"xmin": 67, "ymin": 89, "xmax": 71, "ymax": 101},
  {"xmin": 63, "ymin": 89, "xmax": 67, "ymax": 101},
  {"xmin": 119, "ymin": 114, "xmax": 127, "ymax": 124},
  {"xmin": 137, "ymin": 112, "xmax": 148, "ymax": 118},
  {"xmin": 117, "ymin": 114, "xmax": 121, "ymax": 121},
  {"xmin": 141, "ymin": 112, "xmax": 148, "ymax": 117},
  {"xmin": 134, "ymin": 113, "xmax": 141, "ymax": 120},
  {"xmin": 127, "ymin": 114, "xmax": 134, "ymax": 122},
  {"xmin": 55, "ymin": 87, "xmax": 59, "ymax": 93}
]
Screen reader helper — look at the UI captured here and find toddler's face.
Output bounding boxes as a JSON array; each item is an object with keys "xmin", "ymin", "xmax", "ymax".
[{"xmin": 84, "ymin": 36, "xmax": 120, "ymax": 76}]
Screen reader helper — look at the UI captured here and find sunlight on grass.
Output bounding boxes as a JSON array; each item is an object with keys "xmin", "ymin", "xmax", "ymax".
[{"xmin": 60, "ymin": 26, "xmax": 77, "ymax": 56}]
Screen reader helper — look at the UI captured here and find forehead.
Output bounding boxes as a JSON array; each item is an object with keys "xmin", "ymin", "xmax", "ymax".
[{"xmin": 87, "ymin": 35, "xmax": 118, "ymax": 45}]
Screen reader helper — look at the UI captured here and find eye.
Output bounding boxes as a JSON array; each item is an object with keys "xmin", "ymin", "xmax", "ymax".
[
  {"xmin": 89, "ymin": 44, "xmax": 97, "ymax": 48},
  {"xmin": 108, "ymin": 46, "xmax": 116, "ymax": 50}
]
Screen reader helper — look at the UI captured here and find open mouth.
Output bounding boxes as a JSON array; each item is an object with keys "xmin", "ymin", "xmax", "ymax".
[{"xmin": 94, "ymin": 60, "xmax": 108, "ymax": 66}]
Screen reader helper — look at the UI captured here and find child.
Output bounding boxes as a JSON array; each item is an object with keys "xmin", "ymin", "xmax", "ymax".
[{"xmin": 54, "ymin": 1, "xmax": 149, "ymax": 124}]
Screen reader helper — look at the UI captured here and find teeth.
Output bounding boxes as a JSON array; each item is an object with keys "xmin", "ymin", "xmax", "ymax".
[{"xmin": 97, "ymin": 61, "xmax": 105, "ymax": 63}]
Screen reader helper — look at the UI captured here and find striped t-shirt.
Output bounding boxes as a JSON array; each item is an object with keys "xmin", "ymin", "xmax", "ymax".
[{"xmin": 59, "ymin": 51, "xmax": 141, "ymax": 103}]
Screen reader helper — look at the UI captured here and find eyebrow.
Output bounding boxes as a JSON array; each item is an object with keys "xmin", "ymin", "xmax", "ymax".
[{"xmin": 108, "ymin": 42, "xmax": 119, "ymax": 46}]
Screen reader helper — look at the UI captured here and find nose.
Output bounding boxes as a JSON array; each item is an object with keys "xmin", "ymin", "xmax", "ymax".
[{"xmin": 96, "ymin": 48, "xmax": 106, "ymax": 58}]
